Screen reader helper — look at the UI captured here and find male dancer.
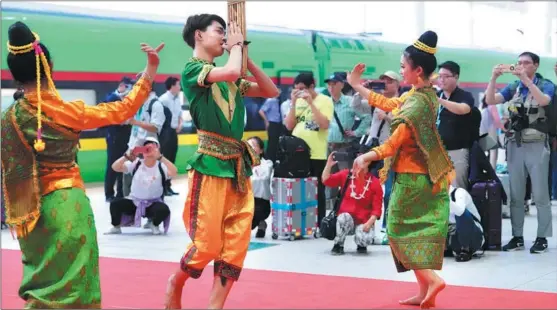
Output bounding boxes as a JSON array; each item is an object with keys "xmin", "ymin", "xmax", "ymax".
[{"xmin": 164, "ymin": 14, "xmax": 279, "ymax": 309}]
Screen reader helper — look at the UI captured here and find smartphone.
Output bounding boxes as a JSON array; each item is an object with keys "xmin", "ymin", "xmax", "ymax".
[
  {"xmin": 132, "ymin": 145, "xmax": 151, "ymax": 155},
  {"xmin": 500, "ymin": 64, "xmax": 516, "ymax": 73},
  {"xmin": 332, "ymin": 151, "xmax": 351, "ymax": 162}
]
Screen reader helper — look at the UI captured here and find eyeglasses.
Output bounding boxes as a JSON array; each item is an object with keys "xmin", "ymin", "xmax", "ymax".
[{"xmin": 438, "ymin": 75, "xmax": 454, "ymax": 80}]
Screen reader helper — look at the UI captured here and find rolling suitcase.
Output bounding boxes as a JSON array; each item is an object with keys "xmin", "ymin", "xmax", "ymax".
[
  {"xmin": 470, "ymin": 180, "xmax": 502, "ymax": 251},
  {"xmin": 270, "ymin": 177, "xmax": 319, "ymax": 241}
]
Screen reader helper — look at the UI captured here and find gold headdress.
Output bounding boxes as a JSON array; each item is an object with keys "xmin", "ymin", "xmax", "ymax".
[
  {"xmin": 413, "ymin": 39, "xmax": 437, "ymax": 55},
  {"xmin": 7, "ymin": 31, "xmax": 60, "ymax": 152}
]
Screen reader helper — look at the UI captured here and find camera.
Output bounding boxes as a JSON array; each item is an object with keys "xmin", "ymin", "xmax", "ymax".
[
  {"xmin": 506, "ymin": 110, "xmax": 529, "ymax": 133},
  {"xmin": 333, "ymin": 137, "xmax": 382, "ymax": 174},
  {"xmin": 364, "ymin": 80, "xmax": 386, "ymax": 92}
]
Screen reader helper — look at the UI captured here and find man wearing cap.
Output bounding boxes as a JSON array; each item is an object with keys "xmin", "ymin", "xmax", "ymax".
[
  {"xmin": 326, "ymin": 72, "xmax": 371, "ymax": 155},
  {"xmin": 103, "ymin": 77, "xmax": 135, "ymax": 202},
  {"xmin": 351, "ymin": 70, "xmax": 401, "ymax": 245},
  {"xmin": 436, "ymin": 61, "xmax": 476, "ymax": 189}
]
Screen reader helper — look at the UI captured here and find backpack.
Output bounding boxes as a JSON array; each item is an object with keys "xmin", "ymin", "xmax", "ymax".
[
  {"xmin": 273, "ymin": 135, "xmax": 312, "ymax": 178},
  {"xmin": 146, "ymin": 97, "xmax": 173, "ymax": 143},
  {"xmin": 131, "ymin": 160, "xmax": 167, "ymax": 200},
  {"xmin": 506, "ymin": 75, "xmax": 557, "ymax": 137},
  {"xmin": 468, "ymin": 106, "xmax": 482, "ymax": 146}
]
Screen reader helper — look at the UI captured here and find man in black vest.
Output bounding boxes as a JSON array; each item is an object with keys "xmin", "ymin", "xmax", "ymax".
[{"xmin": 436, "ymin": 61, "xmax": 476, "ymax": 189}]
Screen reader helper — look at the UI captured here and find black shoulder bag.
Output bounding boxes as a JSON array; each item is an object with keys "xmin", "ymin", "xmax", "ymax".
[{"xmin": 320, "ymin": 171, "xmax": 352, "ymax": 240}]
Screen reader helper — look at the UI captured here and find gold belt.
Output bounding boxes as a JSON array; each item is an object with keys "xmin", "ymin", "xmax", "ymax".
[{"xmin": 197, "ymin": 130, "xmax": 260, "ymax": 193}]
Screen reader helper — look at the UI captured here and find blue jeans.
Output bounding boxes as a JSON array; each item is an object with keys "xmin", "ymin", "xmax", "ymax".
[{"xmin": 381, "ymin": 169, "xmax": 394, "ymax": 230}]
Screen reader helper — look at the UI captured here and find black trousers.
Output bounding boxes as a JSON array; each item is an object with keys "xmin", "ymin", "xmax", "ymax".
[
  {"xmin": 104, "ymin": 139, "xmax": 126, "ymax": 199},
  {"xmin": 110, "ymin": 198, "xmax": 170, "ymax": 227},
  {"xmin": 310, "ymin": 159, "xmax": 327, "ymax": 225},
  {"xmin": 265, "ymin": 122, "xmax": 282, "ymax": 163},
  {"xmin": 252, "ymin": 198, "xmax": 271, "ymax": 230},
  {"xmin": 162, "ymin": 130, "xmax": 178, "ymax": 189}
]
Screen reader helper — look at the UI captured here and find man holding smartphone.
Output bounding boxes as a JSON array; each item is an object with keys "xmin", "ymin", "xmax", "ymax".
[{"xmin": 284, "ymin": 72, "xmax": 334, "ymax": 227}]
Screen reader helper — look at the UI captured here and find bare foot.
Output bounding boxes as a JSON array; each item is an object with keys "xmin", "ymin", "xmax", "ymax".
[
  {"xmin": 420, "ymin": 278, "xmax": 446, "ymax": 309},
  {"xmin": 164, "ymin": 274, "xmax": 183, "ymax": 309},
  {"xmin": 399, "ymin": 295, "xmax": 425, "ymax": 305}
]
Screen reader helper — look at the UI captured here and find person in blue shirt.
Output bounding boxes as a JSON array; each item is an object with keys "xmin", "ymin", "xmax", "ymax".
[
  {"xmin": 104, "ymin": 77, "xmax": 135, "ymax": 202},
  {"xmin": 484, "ymin": 51, "xmax": 555, "ymax": 254}
]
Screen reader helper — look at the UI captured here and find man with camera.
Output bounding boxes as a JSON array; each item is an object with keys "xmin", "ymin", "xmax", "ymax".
[
  {"xmin": 484, "ymin": 52, "xmax": 555, "ymax": 254},
  {"xmin": 436, "ymin": 61, "xmax": 477, "ymax": 189}
]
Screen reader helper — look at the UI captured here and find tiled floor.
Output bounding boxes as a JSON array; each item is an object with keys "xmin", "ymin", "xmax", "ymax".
[{"xmin": 2, "ymin": 176, "xmax": 556, "ymax": 294}]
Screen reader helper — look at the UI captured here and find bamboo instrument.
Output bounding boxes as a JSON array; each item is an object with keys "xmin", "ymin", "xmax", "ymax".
[{"xmin": 227, "ymin": 0, "xmax": 248, "ymax": 77}]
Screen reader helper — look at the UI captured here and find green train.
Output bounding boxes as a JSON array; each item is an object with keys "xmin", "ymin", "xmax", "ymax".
[{"xmin": 2, "ymin": 6, "xmax": 556, "ymax": 183}]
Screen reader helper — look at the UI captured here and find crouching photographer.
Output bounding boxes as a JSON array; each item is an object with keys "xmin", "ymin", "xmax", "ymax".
[
  {"xmin": 445, "ymin": 185, "xmax": 485, "ymax": 262},
  {"xmin": 105, "ymin": 137, "xmax": 177, "ymax": 235},
  {"xmin": 321, "ymin": 147, "xmax": 383, "ymax": 255}
]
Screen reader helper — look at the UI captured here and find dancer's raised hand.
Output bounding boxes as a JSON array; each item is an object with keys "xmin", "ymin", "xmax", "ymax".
[
  {"xmin": 347, "ymin": 63, "xmax": 366, "ymax": 88},
  {"xmin": 140, "ymin": 42, "xmax": 165, "ymax": 66}
]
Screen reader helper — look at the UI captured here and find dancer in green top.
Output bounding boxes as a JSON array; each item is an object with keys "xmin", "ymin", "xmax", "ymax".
[{"xmin": 164, "ymin": 14, "xmax": 279, "ymax": 309}]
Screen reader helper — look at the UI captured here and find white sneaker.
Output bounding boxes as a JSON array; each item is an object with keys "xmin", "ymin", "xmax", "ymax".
[
  {"xmin": 104, "ymin": 227, "xmax": 122, "ymax": 235},
  {"xmin": 143, "ymin": 220, "xmax": 153, "ymax": 229},
  {"xmin": 151, "ymin": 225, "xmax": 162, "ymax": 235}
]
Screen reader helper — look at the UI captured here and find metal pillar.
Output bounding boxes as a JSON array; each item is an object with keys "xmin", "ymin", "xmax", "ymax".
[{"xmin": 415, "ymin": 1, "xmax": 425, "ymax": 39}]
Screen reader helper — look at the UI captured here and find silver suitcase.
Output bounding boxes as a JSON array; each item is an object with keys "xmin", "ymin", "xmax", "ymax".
[{"xmin": 270, "ymin": 177, "xmax": 319, "ymax": 241}]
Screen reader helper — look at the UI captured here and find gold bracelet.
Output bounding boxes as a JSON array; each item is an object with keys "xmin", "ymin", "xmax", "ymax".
[{"xmin": 141, "ymin": 71, "xmax": 153, "ymax": 82}]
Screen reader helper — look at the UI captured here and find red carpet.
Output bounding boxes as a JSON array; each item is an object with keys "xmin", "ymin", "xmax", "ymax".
[{"xmin": 2, "ymin": 249, "xmax": 556, "ymax": 309}]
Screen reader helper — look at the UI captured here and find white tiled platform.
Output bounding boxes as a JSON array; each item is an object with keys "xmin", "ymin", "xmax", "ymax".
[{"xmin": 2, "ymin": 176, "xmax": 557, "ymax": 294}]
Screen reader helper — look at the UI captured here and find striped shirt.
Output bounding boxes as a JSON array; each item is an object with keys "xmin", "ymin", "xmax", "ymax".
[{"xmin": 327, "ymin": 95, "xmax": 371, "ymax": 143}]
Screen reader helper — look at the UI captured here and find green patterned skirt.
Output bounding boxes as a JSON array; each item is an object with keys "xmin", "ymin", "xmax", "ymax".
[
  {"xmin": 387, "ymin": 173, "xmax": 449, "ymax": 273},
  {"xmin": 17, "ymin": 188, "xmax": 101, "ymax": 309}
]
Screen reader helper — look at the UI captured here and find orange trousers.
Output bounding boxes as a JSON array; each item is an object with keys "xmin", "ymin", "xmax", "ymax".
[{"xmin": 180, "ymin": 170, "xmax": 254, "ymax": 281}]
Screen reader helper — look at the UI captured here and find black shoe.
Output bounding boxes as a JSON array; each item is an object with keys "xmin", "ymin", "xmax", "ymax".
[
  {"xmin": 331, "ymin": 244, "xmax": 344, "ymax": 255},
  {"xmin": 170, "ymin": 189, "xmax": 179, "ymax": 196},
  {"xmin": 164, "ymin": 190, "xmax": 173, "ymax": 197},
  {"xmin": 105, "ymin": 196, "xmax": 115, "ymax": 203},
  {"xmin": 502, "ymin": 236, "xmax": 525, "ymax": 251},
  {"xmin": 530, "ymin": 238, "xmax": 548, "ymax": 254},
  {"xmin": 455, "ymin": 250, "xmax": 473, "ymax": 262},
  {"xmin": 255, "ymin": 229, "xmax": 266, "ymax": 238},
  {"xmin": 356, "ymin": 246, "xmax": 367, "ymax": 254}
]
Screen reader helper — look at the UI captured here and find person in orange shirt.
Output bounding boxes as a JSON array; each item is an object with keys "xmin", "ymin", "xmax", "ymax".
[
  {"xmin": 347, "ymin": 30, "xmax": 454, "ymax": 309},
  {"xmin": 1, "ymin": 21, "xmax": 164, "ymax": 309}
]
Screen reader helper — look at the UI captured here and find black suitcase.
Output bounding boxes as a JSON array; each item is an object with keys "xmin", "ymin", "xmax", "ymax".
[{"xmin": 469, "ymin": 180, "xmax": 502, "ymax": 251}]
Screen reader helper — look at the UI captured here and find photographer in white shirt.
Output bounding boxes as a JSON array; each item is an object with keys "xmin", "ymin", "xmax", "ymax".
[{"xmin": 105, "ymin": 137, "xmax": 177, "ymax": 235}]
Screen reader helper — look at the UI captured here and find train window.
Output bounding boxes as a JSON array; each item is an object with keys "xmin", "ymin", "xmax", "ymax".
[
  {"xmin": 330, "ymin": 39, "xmax": 342, "ymax": 49},
  {"xmin": 354, "ymin": 40, "xmax": 366, "ymax": 51},
  {"xmin": 1, "ymin": 88, "xmax": 17, "ymax": 112},
  {"xmin": 341, "ymin": 40, "xmax": 353, "ymax": 49}
]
